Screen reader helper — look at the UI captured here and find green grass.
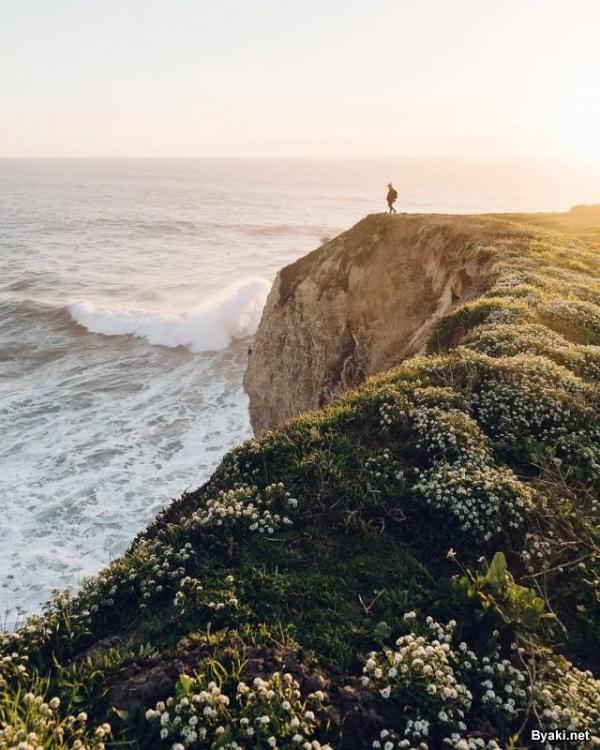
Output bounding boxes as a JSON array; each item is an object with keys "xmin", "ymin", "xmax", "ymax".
[{"xmin": 2, "ymin": 210, "xmax": 600, "ymax": 749}]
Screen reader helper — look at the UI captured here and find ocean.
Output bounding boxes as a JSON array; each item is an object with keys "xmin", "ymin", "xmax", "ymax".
[{"xmin": 1, "ymin": 156, "xmax": 599, "ymax": 624}]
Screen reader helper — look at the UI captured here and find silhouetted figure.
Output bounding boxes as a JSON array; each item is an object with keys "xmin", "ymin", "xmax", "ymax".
[{"xmin": 387, "ymin": 183, "xmax": 398, "ymax": 214}]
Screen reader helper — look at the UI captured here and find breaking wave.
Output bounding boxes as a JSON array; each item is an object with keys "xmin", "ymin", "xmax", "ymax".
[{"xmin": 68, "ymin": 276, "xmax": 270, "ymax": 353}]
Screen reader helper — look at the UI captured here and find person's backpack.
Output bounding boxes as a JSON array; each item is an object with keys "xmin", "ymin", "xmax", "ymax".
[{"xmin": 390, "ymin": 188, "xmax": 398, "ymax": 202}]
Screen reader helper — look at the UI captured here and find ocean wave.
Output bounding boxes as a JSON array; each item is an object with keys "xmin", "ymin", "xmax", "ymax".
[
  {"xmin": 68, "ymin": 276, "xmax": 271, "ymax": 353},
  {"xmin": 0, "ymin": 297, "xmax": 71, "ymax": 327},
  {"xmin": 75, "ymin": 218, "xmax": 334, "ymax": 240}
]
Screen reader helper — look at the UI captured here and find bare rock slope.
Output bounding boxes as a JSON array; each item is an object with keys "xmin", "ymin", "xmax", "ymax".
[{"xmin": 245, "ymin": 212, "xmax": 503, "ymax": 435}]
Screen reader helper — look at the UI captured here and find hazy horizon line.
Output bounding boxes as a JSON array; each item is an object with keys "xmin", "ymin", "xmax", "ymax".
[{"xmin": 0, "ymin": 153, "xmax": 578, "ymax": 162}]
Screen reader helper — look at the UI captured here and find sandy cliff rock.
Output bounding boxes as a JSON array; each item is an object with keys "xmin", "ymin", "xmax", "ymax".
[{"xmin": 244, "ymin": 213, "xmax": 504, "ymax": 435}]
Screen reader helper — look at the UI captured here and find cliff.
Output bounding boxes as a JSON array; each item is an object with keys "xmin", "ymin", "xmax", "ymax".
[
  {"xmin": 245, "ymin": 213, "xmax": 508, "ymax": 434},
  {"xmin": 2, "ymin": 208, "xmax": 600, "ymax": 750}
]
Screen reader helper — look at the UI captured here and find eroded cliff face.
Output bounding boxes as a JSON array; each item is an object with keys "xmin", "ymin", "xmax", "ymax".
[{"xmin": 244, "ymin": 213, "xmax": 503, "ymax": 435}]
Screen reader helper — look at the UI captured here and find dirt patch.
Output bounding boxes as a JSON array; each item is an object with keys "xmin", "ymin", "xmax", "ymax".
[{"xmin": 105, "ymin": 637, "xmax": 428, "ymax": 749}]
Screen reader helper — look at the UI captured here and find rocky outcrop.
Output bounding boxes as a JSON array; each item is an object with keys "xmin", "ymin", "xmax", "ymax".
[{"xmin": 244, "ymin": 213, "xmax": 506, "ymax": 435}]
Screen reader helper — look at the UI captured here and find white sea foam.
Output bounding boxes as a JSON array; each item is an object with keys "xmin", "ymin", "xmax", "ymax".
[
  {"xmin": 68, "ymin": 276, "xmax": 271, "ymax": 353},
  {"xmin": 0, "ymin": 344, "xmax": 253, "ymax": 625}
]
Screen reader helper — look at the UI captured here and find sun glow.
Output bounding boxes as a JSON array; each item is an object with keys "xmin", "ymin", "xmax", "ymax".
[
  {"xmin": 549, "ymin": 68, "xmax": 600, "ymax": 166},
  {"xmin": 2, "ymin": 2, "xmax": 600, "ymax": 163}
]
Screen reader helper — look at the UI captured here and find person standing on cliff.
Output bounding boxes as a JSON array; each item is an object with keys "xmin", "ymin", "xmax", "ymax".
[{"xmin": 386, "ymin": 183, "xmax": 398, "ymax": 214}]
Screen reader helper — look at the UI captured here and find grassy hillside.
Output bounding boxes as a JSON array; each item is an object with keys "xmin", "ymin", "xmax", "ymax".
[{"xmin": 2, "ymin": 208, "xmax": 600, "ymax": 749}]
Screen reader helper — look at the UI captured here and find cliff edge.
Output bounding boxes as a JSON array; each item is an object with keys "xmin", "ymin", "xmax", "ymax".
[
  {"xmin": 245, "ymin": 213, "xmax": 507, "ymax": 435},
  {"xmin": 2, "ymin": 207, "xmax": 600, "ymax": 749}
]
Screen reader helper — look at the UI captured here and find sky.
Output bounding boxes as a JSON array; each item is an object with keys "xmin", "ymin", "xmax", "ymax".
[{"xmin": 2, "ymin": 0, "xmax": 600, "ymax": 161}]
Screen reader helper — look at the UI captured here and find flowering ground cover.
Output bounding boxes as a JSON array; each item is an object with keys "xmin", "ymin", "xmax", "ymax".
[{"xmin": 2, "ymin": 209, "xmax": 600, "ymax": 749}]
